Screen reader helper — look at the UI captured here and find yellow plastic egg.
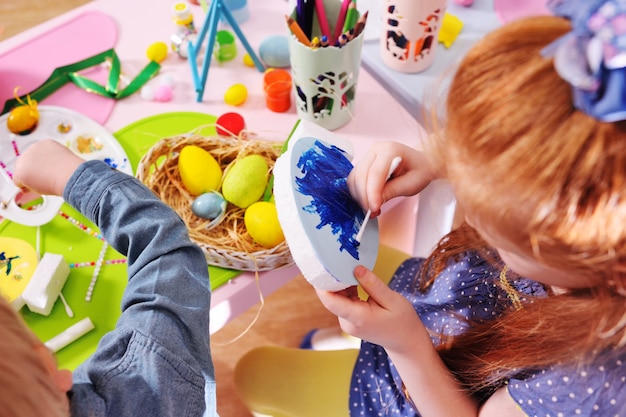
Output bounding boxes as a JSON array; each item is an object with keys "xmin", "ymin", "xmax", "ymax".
[
  {"xmin": 224, "ymin": 83, "xmax": 248, "ymax": 106},
  {"xmin": 221, "ymin": 154, "xmax": 268, "ymax": 208},
  {"xmin": 243, "ymin": 53, "xmax": 255, "ymax": 67},
  {"xmin": 147, "ymin": 41, "xmax": 169, "ymax": 63},
  {"xmin": 178, "ymin": 145, "xmax": 223, "ymax": 195},
  {"xmin": 244, "ymin": 201, "xmax": 285, "ymax": 248}
]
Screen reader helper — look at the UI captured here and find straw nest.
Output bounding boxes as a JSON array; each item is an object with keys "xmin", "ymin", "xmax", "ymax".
[{"xmin": 136, "ymin": 134, "xmax": 294, "ymax": 271}]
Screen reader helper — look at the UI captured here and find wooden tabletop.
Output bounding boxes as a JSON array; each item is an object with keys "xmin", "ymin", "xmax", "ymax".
[{"xmin": 1, "ymin": 0, "xmax": 90, "ymax": 40}]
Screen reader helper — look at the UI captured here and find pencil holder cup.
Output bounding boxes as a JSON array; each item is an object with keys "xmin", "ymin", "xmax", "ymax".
[
  {"xmin": 287, "ymin": 1, "xmax": 365, "ymax": 130},
  {"xmin": 380, "ymin": 0, "xmax": 447, "ymax": 73}
]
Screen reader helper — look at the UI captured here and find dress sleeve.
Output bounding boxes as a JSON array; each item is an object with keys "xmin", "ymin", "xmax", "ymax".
[{"xmin": 507, "ymin": 357, "xmax": 626, "ymax": 416}]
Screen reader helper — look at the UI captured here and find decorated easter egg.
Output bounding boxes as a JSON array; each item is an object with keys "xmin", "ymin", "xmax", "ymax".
[
  {"xmin": 7, "ymin": 104, "xmax": 39, "ymax": 135},
  {"xmin": 244, "ymin": 201, "xmax": 285, "ymax": 248},
  {"xmin": 147, "ymin": 41, "xmax": 169, "ymax": 63},
  {"xmin": 259, "ymin": 35, "xmax": 290, "ymax": 68},
  {"xmin": 192, "ymin": 191, "xmax": 227, "ymax": 220},
  {"xmin": 178, "ymin": 145, "xmax": 223, "ymax": 195},
  {"xmin": 222, "ymin": 155, "xmax": 269, "ymax": 208},
  {"xmin": 224, "ymin": 83, "xmax": 248, "ymax": 106}
]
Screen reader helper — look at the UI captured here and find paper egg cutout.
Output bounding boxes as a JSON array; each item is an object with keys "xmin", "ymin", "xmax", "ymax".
[
  {"xmin": 274, "ymin": 136, "xmax": 378, "ymax": 291},
  {"xmin": 0, "ymin": 237, "xmax": 39, "ymax": 310}
]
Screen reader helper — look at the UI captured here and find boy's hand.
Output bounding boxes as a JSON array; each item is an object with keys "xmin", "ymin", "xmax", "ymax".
[{"xmin": 13, "ymin": 139, "xmax": 84, "ymax": 197}]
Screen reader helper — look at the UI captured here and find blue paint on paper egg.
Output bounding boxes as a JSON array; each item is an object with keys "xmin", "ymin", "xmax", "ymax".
[
  {"xmin": 295, "ymin": 140, "xmax": 362, "ymax": 260},
  {"xmin": 192, "ymin": 192, "xmax": 227, "ymax": 220},
  {"xmin": 259, "ymin": 35, "xmax": 290, "ymax": 68}
]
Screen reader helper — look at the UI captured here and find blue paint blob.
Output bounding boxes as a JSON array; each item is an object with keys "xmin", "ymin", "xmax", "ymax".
[
  {"xmin": 103, "ymin": 157, "xmax": 118, "ymax": 169},
  {"xmin": 295, "ymin": 139, "xmax": 363, "ymax": 260}
]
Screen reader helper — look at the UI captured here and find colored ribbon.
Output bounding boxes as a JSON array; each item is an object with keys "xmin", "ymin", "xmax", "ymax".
[{"xmin": 1, "ymin": 48, "xmax": 160, "ymax": 115}]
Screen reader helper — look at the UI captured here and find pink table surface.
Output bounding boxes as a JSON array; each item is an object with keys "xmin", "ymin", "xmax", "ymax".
[
  {"xmin": 0, "ymin": 0, "xmax": 424, "ymax": 334},
  {"xmin": 0, "ymin": 11, "xmax": 117, "ymax": 124}
]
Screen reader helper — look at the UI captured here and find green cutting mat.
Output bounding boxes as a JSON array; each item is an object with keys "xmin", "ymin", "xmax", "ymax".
[{"xmin": 1, "ymin": 112, "xmax": 241, "ymax": 370}]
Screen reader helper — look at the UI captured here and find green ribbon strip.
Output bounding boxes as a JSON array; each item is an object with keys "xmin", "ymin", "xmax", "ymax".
[{"xmin": 1, "ymin": 48, "xmax": 160, "ymax": 115}]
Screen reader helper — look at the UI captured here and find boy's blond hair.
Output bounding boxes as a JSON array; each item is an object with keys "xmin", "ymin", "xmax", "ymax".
[{"xmin": 0, "ymin": 297, "xmax": 69, "ymax": 416}]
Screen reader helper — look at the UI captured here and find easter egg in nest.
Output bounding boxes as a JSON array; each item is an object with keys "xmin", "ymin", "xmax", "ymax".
[
  {"xmin": 192, "ymin": 191, "xmax": 227, "ymax": 220},
  {"xmin": 244, "ymin": 201, "xmax": 285, "ymax": 248},
  {"xmin": 178, "ymin": 145, "xmax": 222, "ymax": 195},
  {"xmin": 221, "ymin": 154, "xmax": 269, "ymax": 208}
]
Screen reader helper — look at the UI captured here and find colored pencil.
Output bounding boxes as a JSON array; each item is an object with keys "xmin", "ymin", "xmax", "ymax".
[
  {"xmin": 342, "ymin": 0, "xmax": 358, "ymax": 33},
  {"xmin": 332, "ymin": 0, "xmax": 351, "ymax": 44},
  {"xmin": 286, "ymin": 15, "xmax": 312, "ymax": 47},
  {"xmin": 296, "ymin": 0, "xmax": 306, "ymax": 35},
  {"xmin": 334, "ymin": 32, "xmax": 349, "ymax": 48},
  {"xmin": 314, "ymin": 0, "xmax": 331, "ymax": 40},
  {"xmin": 320, "ymin": 35, "xmax": 330, "ymax": 47},
  {"xmin": 352, "ymin": 10, "xmax": 369, "ymax": 38},
  {"xmin": 303, "ymin": 0, "xmax": 315, "ymax": 39}
]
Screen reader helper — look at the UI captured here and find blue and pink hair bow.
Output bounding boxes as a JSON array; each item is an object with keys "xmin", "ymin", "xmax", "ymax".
[{"xmin": 544, "ymin": 0, "xmax": 626, "ymax": 122}]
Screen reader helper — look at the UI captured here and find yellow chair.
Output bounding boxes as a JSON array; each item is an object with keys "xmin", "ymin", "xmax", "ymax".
[{"xmin": 234, "ymin": 245, "xmax": 412, "ymax": 417}]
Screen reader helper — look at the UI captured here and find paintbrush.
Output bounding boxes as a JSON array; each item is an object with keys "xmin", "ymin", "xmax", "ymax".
[{"xmin": 355, "ymin": 156, "xmax": 402, "ymax": 243}]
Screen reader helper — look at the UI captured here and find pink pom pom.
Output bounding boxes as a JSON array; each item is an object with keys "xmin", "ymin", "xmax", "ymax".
[
  {"xmin": 154, "ymin": 84, "xmax": 173, "ymax": 102},
  {"xmin": 454, "ymin": 0, "xmax": 474, "ymax": 5}
]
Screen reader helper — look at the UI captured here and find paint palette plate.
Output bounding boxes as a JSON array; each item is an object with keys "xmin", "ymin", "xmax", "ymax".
[
  {"xmin": 0, "ymin": 105, "xmax": 132, "ymax": 177},
  {"xmin": 275, "ymin": 133, "xmax": 378, "ymax": 291}
]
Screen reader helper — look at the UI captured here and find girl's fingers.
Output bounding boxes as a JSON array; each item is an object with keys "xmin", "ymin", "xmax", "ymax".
[{"xmin": 353, "ymin": 265, "xmax": 397, "ymax": 309}]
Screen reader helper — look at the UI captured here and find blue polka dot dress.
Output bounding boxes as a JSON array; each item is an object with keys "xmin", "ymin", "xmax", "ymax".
[{"xmin": 348, "ymin": 253, "xmax": 626, "ymax": 416}]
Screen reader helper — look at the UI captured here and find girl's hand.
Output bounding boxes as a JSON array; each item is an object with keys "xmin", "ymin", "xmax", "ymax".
[
  {"xmin": 13, "ymin": 139, "xmax": 83, "ymax": 197},
  {"xmin": 347, "ymin": 142, "xmax": 437, "ymax": 218},
  {"xmin": 315, "ymin": 265, "xmax": 426, "ymax": 353}
]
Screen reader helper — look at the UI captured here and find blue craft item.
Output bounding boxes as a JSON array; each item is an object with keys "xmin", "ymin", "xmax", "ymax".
[
  {"xmin": 284, "ymin": 136, "xmax": 378, "ymax": 288},
  {"xmin": 188, "ymin": 0, "xmax": 265, "ymax": 102},
  {"xmin": 219, "ymin": 0, "xmax": 250, "ymax": 24},
  {"xmin": 296, "ymin": 139, "xmax": 363, "ymax": 260},
  {"xmin": 259, "ymin": 35, "xmax": 291, "ymax": 68}
]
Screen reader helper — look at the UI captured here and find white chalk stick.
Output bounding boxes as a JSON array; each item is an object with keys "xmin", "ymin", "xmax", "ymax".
[{"xmin": 44, "ymin": 317, "xmax": 95, "ymax": 353}]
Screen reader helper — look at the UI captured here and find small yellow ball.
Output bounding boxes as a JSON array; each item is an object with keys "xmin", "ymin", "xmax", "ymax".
[
  {"xmin": 224, "ymin": 83, "xmax": 248, "ymax": 106},
  {"xmin": 146, "ymin": 41, "xmax": 169, "ymax": 63},
  {"xmin": 244, "ymin": 202, "xmax": 285, "ymax": 248}
]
